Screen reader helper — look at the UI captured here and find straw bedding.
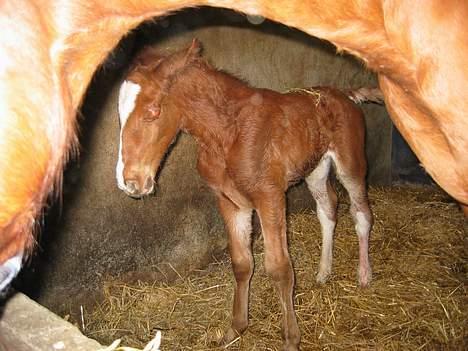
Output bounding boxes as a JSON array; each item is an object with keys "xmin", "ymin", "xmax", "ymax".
[{"xmin": 85, "ymin": 186, "xmax": 466, "ymax": 350}]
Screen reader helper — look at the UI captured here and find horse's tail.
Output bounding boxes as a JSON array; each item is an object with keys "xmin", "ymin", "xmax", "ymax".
[{"xmin": 344, "ymin": 87, "xmax": 385, "ymax": 105}]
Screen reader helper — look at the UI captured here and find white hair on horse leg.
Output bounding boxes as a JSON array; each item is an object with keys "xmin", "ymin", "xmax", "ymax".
[
  {"xmin": 0, "ymin": 252, "xmax": 23, "ymax": 293},
  {"xmin": 234, "ymin": 208, "xmax": 253, "ymax": 245}
]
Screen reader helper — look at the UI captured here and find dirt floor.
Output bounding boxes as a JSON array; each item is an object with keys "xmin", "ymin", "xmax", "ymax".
[{"xmin": 83, "ymin": 185, "xmax": 466, "ymax": 350}]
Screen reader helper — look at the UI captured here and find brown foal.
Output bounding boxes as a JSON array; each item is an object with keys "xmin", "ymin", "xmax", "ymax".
[{"xmin": 116, "ymin": 40, "xmax": 374, "ymax": 350}]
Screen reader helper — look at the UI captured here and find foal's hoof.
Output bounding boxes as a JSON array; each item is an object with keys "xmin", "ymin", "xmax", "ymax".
[
  {"xmin": 283, "ymin": 340, "xmax": 300, "ymax": 351},
  {"xmin": 358, "ymin": 266, "xmax": 372, "ymax": 287},
  {"xmin": 220, "ymin": 327, "xmax": 242, "ymax": 347},
  {"xmin": 316, "ymin": 268, "xmax": 331, "ymax": 284}
]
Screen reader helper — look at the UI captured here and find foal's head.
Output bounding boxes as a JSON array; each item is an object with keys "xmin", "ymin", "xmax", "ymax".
[{"xmin": 116, "ymin": 40, "xmax": 202, "ymax": 198}]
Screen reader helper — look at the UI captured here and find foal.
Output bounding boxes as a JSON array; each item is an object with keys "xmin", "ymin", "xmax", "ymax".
[{"xmin": 116, "ymin": 40, "xmax": 374, "ymax": 350}]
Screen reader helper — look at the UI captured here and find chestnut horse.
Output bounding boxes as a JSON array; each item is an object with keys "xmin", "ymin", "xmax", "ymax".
[
  {"xmin": 117, "ymin": 40, "xmax": 380, "ymax": 350},
  {"xmin": 0, "ymin": 0, "xmax": 466, "ymax": 294}
]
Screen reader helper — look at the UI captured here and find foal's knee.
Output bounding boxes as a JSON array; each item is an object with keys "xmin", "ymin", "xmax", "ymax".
[
  {"xmin": 265, "ymin": 253, "xmax": 293, "ymax": 284},
  {"xmin": 231, "ymin": 254, "xmax": 253, "ymax": 282},
  {"xmin": 352, "ymin": 206, "xmax": 373, "ymax": 237}
]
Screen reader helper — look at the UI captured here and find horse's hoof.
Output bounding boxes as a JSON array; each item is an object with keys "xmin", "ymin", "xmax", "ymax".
[
  {"xmin": 358, "ymin": 266, "xmax": 372, "ymax": 287},
  {"xmin": 283, "ymin": 341, "xmax": 300, "ymax": 351},
  {"xmin": 316, "ymin": 268, "xmax": 331, "ymax": 284},
  {"xmin": 220, "ymin": 327, "xmax": 241, "ymax": 347}
]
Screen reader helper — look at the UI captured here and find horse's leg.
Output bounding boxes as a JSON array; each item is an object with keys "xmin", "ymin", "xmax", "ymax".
[
  {"xmin": 305, "ymin": 155, "xmax": 338, "ymax": 283},
  {"xmin": 254, "ymin": 191, "xmax": 300, "ymax": 351},
  {"xmin": 346, "ymin": 180, "xmax": 372, "ymax": 287},
  {"xmin": 216, "ymin": 194, "xmax": 254, "ymax": 344},
  {"xmin": 332, "ymin": 154, "xmax": 373, "ymax": 287}
]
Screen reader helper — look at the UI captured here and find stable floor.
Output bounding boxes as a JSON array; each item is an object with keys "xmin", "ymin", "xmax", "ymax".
[{"xmin": 84, "ymin": 185, "xmax": 466, "ymax": 350}]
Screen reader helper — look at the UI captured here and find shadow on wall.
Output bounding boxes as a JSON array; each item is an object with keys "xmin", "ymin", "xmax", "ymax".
[
  {"xmin": 391, "ymin": 126, "xmax": 433, "ymax": 184},
  {"xmin": 15, "ymin": 7, "xmax": 393, "ymax": 316}
]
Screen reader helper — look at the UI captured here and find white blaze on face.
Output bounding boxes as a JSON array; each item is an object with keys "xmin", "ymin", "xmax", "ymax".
[{"xmin": 116, "ymin": 80, "xmax": 141, "ymax": 190}]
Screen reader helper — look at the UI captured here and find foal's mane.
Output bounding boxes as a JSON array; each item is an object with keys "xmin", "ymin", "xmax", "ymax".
[
  {"xmin": 129, "ymin": 41, "xmax": 252, "ymax": 92},
  {"xmin": 128, "ymin": 46, "xmax": 167, "ymax": 74}
]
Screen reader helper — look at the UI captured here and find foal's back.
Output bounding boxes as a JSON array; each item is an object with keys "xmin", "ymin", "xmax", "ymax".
[{"xmin": 226, "ymin": 85, "xmax": 366, "ymax": 190}]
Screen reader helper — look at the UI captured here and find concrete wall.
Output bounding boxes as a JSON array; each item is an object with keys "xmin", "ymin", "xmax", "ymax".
[
  {"xmin": 16, "ymin": 8, "xmax": 391, "ymax": 314},
  {"xmin": 0, "ymin": 292, "xmax": 102, "ymax": 351}
]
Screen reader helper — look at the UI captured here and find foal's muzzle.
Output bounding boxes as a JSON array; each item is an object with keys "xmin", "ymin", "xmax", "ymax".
[{"xmin": 123, "ymin": 177, "xmax": 155, "ymax": 198}]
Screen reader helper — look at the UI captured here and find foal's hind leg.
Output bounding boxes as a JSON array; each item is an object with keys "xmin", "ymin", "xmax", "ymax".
[
  {"xmin": 306, "ymin": 154, "xmax": 338, "ymax": 283},
  {"xmin": 216, "ymin": 195, "xmax": 254, "ymax": 344},
  {"xmin": 331, "ymin": 153, "xmax": 373, "ymax": 287},
  {"xmin": 254, "ymin": 191, "xmax": 300, "ymax": 351}
]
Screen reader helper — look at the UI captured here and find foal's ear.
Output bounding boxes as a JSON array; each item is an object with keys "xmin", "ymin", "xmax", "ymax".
[
  {"xmin": 184, "ymin": 38, "xmax": 202, "ymax": 62},
  {"xmin": 133, "ymin": 46, "xmax": 165, "ymax": 70}
]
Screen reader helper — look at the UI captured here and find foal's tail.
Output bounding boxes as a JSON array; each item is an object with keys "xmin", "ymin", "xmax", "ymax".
[{"xmin": 344, "ymin": 87, "xmax": 385, "ymax": 105}]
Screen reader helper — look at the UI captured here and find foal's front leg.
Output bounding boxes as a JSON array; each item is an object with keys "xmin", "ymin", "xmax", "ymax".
[
  {"xmin": 254, "ymin": 192, "xmax": 300, "ymax": 351},
  {"xmin": 216, "ymin": 195, "xmax": 254, "ymax": 345}
]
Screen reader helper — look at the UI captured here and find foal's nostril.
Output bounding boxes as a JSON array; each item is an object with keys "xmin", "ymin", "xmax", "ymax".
[
  {"xmin": 124, "ymin": 178, "xmax": 154, "ymax": 198},
  {"xmin": 125, "ymin": 180, "xmax": 139, "ymax": 195},
  {"xmin": 143, "ymin": 177, "xmax": 155, "ymax": 194}
]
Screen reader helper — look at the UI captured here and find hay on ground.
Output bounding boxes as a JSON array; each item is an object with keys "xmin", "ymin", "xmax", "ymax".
[{"xmin": 84, "ymin": 186, "xmax": 467, "ymax": 350}]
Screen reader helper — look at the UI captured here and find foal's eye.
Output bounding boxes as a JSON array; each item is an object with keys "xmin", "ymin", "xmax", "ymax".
[
  {"xmin": 143, "ymin": 113, "xmax": 157, "ymax": 122},
  {"xmin": 143, "ymin": 105, "xmax": 161, "ymax": 122}
]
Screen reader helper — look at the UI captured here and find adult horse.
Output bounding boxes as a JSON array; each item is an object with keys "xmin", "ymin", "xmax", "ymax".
[{"xmin": 0, "ymin": 0, "xmax": 466, "ymax": 292}]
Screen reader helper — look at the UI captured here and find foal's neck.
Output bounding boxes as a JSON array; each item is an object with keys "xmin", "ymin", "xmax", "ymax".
[{"xmin": 167, "ymin": 62, "xmax": 242, "ymax": 151}]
